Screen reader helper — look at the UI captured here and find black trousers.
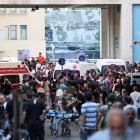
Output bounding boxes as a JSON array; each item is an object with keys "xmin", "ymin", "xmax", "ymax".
[
  {"xmin": 0, "ymin": 119, "xmax": 4, "ymax": 129},
  {"xmin": 102, "ymin": 91, "xmax": 107, "ymax": 105},
  {"xmin": 28, "ymin": 127, "xmax": 44, "ymax": 140},
  {"xmin": 138, "ymin": 108, "xmax": 140, "ymax": 120}
]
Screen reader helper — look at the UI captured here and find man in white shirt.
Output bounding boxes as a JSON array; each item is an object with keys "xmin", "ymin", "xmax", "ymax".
[
  {"xmin": 56, "ymin": 88, "xmax": 63, "ymax": 99},
  {"xmin": 130, "ymin": 86, "xmax": 140, "ymax": 119},
  {"xmin": 55, "ymin": 84, "xmax": 64, "ymax": 109},
  {"xmin": 36, "ymin": 60, "xmax": 41, "ymax": 71},
  {"xmin": 30, "ymin": 68, "xmax": 36, "ymax": 77}
]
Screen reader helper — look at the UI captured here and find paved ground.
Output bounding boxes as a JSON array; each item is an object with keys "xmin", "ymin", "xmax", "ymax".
[{"xmin": 45, "ymin": 135, "xmax": 78, "ymax": 140}]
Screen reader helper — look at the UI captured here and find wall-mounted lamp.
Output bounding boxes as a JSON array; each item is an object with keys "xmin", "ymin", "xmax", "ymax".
[
  {"xmin": 35, "ymin": 5, "xmax": 39, "ymax": 10},
  {"xmin": 31, "ymin": 7, "xmax": 36, "ymax": 12},
  {"xmin": 31, "ymin": 5, "xmax": 39, "ymax": 12}
]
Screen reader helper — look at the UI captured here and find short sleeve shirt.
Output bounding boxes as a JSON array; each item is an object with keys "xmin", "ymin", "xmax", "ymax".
[{"xmin": 81, "ymin": 102, "xmax": 98, "ymax": 129}]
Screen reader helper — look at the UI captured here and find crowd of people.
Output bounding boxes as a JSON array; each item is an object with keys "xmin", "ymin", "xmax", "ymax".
[{"xmin": 0, "ymin": 52, "xmax": 140, "ymax": 140}]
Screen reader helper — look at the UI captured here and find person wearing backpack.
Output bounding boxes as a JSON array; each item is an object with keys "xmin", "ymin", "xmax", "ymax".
[{"xmin": 98, "ymin": 93, "xmax": 115, "ymax": 129}]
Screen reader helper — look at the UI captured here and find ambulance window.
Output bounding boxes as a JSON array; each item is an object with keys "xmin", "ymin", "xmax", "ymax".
[
  {"xmin": 3, "ymin": 75, "xmax": 20, "ymax": 84},
  {"xmin": 54, "ymin": 70, "xmax": 80, "ymax": 79},
  {"xmin": 54, "ymin": 70, "xmax": 62, "ymax": 79},
  {"xmin": 101, "ymin": 65, "xmax": 125, "ymax": 74},
  {"xmin": 69, "ymin": 70, "xmax": 80, "ymax": 77},
  {"xmin": 90, "ymin": 69, "xmax": 100, "ymax": 75}
]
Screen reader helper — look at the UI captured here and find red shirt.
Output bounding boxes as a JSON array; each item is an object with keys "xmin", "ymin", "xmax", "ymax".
[{"xmin": 37, "ymin": 56, "xmax": 45, "ymax": 64}]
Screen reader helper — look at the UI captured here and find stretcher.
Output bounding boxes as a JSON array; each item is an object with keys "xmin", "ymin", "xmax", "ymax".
[{"xmin": 45, "ymin": 110, "xmax": 79, "ymax": 136}]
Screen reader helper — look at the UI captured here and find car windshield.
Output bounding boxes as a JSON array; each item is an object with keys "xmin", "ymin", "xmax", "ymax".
[
  {"xmin": 90, "ymin": 69, "xmax": 100, "ymax": 75},
  {"xmin": 0, "ymin": 75, "xmax": 20, "ymax": 84},
  {"xmin": 54, "ymin": 70, "xmax": 80, "ymax": 79},
  {"xmin": 101, "ymin": 65, "xmax": 125, "ymax": 74}
]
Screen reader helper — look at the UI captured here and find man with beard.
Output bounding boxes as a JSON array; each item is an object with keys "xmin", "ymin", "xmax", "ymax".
[
  {"xmin": 89, "ymin": 109, "xmax": 133, "ymax": 140},
  {"xmin": 123, "ymin": 105, "xmax": 140, "ymax": 140}
]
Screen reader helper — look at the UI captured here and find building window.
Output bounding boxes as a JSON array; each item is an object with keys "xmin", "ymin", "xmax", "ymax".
[
  {"xmin": 20, "ymin": 8, "xmax": 27, "ymax": 14},
  {"xmin": 0, "ymin": 27, "xmax": 7, "ymax": 40},
  {"xmin": 20, "ymin": 25, "xmax": 27, "ymax": 40},
  {"xmin": 10, "ymin": 25, "xmax": 17, "ymax": 40},
  {"xmin": 0, "ymin": 8, "xmax": 6, "ymax": 13},
  {"xmin": 9, "ymin": 8, "xmax": 17, "ymax": 13}
]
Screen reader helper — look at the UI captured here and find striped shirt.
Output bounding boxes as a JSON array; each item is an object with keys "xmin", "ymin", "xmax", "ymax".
[{"xmin": 81, "ymin": 101, "xmax": 98, "ymax": 129}]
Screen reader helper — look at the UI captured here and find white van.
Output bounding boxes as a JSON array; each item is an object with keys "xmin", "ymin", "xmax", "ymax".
[
  {"xmin": 79, "ymin": 62, "xmax": 100, "ymax": 77},
  {"xmin": 0, "ymin": 61, "xmax": 30, "ymax": 89},
  {"xmin": 53, "ymin": 62, "xmax": 80, "ymax": 79},
  {"xmin": 96, "ymin": 59, "xmax": 126, "ymax": 74}
]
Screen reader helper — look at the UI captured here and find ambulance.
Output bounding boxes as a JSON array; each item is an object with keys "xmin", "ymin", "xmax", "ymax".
[
  {"xmin": 53, "ymin": 61, "xmax": 80, "ymax": 79},
  {"xmin": 0, "ymin": 61, "xmax": 30, "ymax": 89},
  {"xmin": 79, "ymin": 61, "xmax": 100, "ymax": 77},
  {"xmin": 53, "ymin": 61, "xmax": 100, "ymax": 79}
]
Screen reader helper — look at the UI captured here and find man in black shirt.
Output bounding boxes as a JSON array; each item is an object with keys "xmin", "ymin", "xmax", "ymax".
[
  {"xmin": 113, "ymin": 79, "xmax": 124, "ymax": 93},
  {"xmin": 23, "ymin": 93, "xmax": 45, "ymax": 140},
  {"xmin": 6, "ymin": 99, "xmax": 14, "ymax": 123}
]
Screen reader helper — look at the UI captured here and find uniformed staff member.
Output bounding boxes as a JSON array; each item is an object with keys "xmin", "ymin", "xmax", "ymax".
[{"xmin": 23, "ymin": 93, "xmax": 46, "ymax": 140}]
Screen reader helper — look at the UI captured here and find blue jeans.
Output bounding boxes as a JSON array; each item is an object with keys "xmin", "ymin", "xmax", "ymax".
[{"xmin": 80, "ymin": 128, "xmax": 94, "ymax": 140}]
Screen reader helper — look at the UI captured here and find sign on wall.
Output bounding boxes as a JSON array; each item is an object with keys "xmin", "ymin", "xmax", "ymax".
[{"xmin": 18, "ymin": 49, "xmax": 30, "ymax": 61}]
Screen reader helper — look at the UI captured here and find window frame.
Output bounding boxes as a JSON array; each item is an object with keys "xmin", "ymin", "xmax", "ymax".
[
  {"xmin": 20, "ymin": 8, "xmax": 27, "ymax": 14},
  {"xmin": 20, "ymin": 25, "xmax": 27, "ymax": 40},
  {"xmin": 9, "ymin": 8, "xmax": 17, "ymax": 13},
  {"xmin": 10, "ymin": 25, "xmax": 17, "ymax": 40},
  {"xmin": 0, "ymin": 8, "xmax": 6, "ymax": 13}
]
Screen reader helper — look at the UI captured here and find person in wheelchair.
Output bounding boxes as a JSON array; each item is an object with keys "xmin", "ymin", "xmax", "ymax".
[{"xmin": 60, "ymin": 92, "xmax": 80, "ymax": 136}]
